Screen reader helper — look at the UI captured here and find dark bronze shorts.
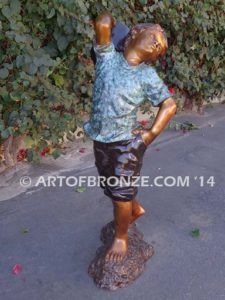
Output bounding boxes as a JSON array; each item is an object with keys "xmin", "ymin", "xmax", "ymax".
[{"xmin": 93, "ymin": 133, "xmax": 147, "ymax": 202}]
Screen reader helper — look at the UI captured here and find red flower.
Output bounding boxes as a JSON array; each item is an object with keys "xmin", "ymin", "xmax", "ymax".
[
  {"xmin": 138, "ymin": 120, "xmax": 149, "ymax": 127},
  {"xmin": 41, "ymin": 147, "xmax": 49, "ymax": 157},
  {"xmin": 85, "ymin": 59, "xmax": 93, "ymax": 65},
  {"xmin": 17, "ymin": 149, "xmax": 28, "ymax": 161},
  {"xmin": 168, "ymin": 87, "xmax": 175, "ymax": 94},
  {"xmin": 12, "ymin": 264, "xmax": 22, "ymax": 275},
  {"xmin": 79, "ymin": 148, "xmax": 86, "ymax": 154},
  {"xmin": 161, "ymin": 59, "xmax": 168, "ymax": 67}
]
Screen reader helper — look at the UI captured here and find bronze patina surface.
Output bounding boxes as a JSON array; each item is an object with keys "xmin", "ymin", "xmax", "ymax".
[
  {"xmin": 86, "ymin": 11, "xmax": 177, "ymax": 288},
  {"xmin": 88, "ymin": 221, "xmax": 154, "ymax": 291}
]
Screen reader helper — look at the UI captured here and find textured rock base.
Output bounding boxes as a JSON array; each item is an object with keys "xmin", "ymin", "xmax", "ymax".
[{"xmin": 88, "ymin": 221, "xmax": 154, "ymax": 290}]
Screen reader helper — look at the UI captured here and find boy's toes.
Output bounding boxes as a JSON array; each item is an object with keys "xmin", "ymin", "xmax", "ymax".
[
  {"xmin": 105, "ymin": 251, "xmax": 111, "ymax": 262},
  {"xmin": 115, "ymin": 254, "xmax": 120, "ymax": 263}
]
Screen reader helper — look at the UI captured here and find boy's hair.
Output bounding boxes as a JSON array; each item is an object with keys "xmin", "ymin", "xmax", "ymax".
[{"xmin": 119, "ymin": 23, "xmax": 168, "ymax": 63}]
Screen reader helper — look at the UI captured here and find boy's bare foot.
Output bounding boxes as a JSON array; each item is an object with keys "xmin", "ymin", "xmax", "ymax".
[
  {"xmin": 105, "ymin": 235, "xmax": 128, "ymax": 263},
  {"xmin": 130, "ymin": 200, "xmax": 145, "ymax": 224}
]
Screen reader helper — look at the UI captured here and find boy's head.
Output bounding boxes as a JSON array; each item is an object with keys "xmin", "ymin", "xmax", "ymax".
[{"xmin": 123, "ymin": 23, "xmax": 168, "ymax": 64}]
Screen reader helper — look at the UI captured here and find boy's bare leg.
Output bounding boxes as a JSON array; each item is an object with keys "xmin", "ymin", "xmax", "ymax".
[
  {"xmin": 105, "ymin": 199, "xmax": 145, "ymax": 262},
  {"xmin": 130, "ymin": 199, "xmax": 145, "ymax": 224},
  {"xmin": 105, "ymin": 201, "xmax": 132, "ymax": 263}
]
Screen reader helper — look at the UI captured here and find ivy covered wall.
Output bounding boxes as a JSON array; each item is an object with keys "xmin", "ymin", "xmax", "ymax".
[{"xmin": 0, "ymin": 0, "xmax": 224, "ymax": 162}]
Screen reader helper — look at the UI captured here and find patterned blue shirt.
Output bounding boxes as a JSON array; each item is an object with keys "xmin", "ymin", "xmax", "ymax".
[{"xmin": 83, "ymin": 40, "xmax": 172, "ymax": 143}]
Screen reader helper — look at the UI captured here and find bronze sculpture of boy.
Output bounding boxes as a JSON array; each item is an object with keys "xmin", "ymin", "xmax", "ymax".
[{"xmin": 84, "ymin": 11, "xmax": 177, "ymax": 265}]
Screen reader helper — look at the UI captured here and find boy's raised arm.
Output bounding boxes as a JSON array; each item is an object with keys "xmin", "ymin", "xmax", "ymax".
[{"xmin": 94, "ymin": 11, "xmax": 115, "ymax": 46}]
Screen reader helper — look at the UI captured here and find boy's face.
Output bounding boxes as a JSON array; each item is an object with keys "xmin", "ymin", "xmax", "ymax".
[{"xmin": 124, "ymin": 25, "xmax": 168, "ymax": 64}]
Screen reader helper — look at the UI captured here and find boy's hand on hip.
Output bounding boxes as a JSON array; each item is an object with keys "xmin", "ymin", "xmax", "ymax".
[{"xmin": 132, "ymin": 129, "xmax": 155, "ymax": 147}]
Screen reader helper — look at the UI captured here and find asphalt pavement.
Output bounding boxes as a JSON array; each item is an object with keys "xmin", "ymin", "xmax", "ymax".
[{"xmin": 0, "ymin": 104, "xmax": 225, "ymax": 300}]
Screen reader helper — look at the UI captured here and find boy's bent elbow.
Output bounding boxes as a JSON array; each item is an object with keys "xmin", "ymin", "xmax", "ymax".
[{"xmin": 163, "ymin": 97, "xmax": 177, "ymax": 115}]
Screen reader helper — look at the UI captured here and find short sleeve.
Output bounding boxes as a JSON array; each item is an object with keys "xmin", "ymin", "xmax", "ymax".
[
  {"xmin": 93, "ymin": 38, "xmax": 116, "ymax": 59},
  {"xmin": 142, "ymin": 67, "xmax": 172, "ymax": 107}
]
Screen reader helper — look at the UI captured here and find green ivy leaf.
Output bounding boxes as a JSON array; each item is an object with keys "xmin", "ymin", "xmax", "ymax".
[
  {"xmin": 1, "ymin": 129, "xmax": 10, "ymax": 139},
  {"xmin": 191, "ymin": 228, "xmax": 200, "ymax": 238},
  {"xmin": 9, "ymin": 92, "xmax": 21, "ymax": 102},
  {"xmin": 0, "ymin": 68, "xmax": 9, "ymax": 79},
  {"xmin": 139, "ymin": 0, "xmax": 148, "ymax": 6},
  {"xmin": 21, "ymin": 228, "xmax": 29, "ymax": 234},
  {"xmin": 32, "ymin": 152, "xmax": 41, "ymax": 163},
  {"xmin": 23, "ymin": 80, "xmax": 30, "ymax": 87},
  {"xmin": 26, "ymin": 63, "xmax": 38, "ymax": 75},
  {"xmin": 10, "ymin": 0, "xmax": 21, "ymax": 15},
  {"xmin": 47, "ymin": 8, "xmax": 55, "ymax": 19},
  {"xmin": 8, "ymin": 111, "xmax": 19, "ymax": 126},
  {"xmin": 53, "ymin": 74, "xmax": 64, "ymax": 87},
  {"xmin": 27, "ymin": 149, "xmax": 34, "ymax": 162},
  {"xmin": 3, "ymin": 63, "xmax": 13, "ymax": 70},
  {"xmin": 75, "ymin": 186, "xmax": 87, "ymax": 193},
  {"xmin": 1, "ymin": 6, "xmax": 11, "ymax": 19},
  {"xmin": 52, "ymin": 149, "xmax": 61, "ymax": 159},
  {"xmin": 57, "ymin": 36, "xmax": 69, "ymax": 51},
  {"xmin": 24, "ymin": 136, "xmax": 35, "ymax": 148}
]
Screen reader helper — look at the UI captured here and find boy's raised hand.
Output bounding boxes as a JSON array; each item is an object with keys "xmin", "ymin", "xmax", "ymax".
[{"xmin": 94, "ymin": 11, "xmax": 116, "ymax": 45}]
